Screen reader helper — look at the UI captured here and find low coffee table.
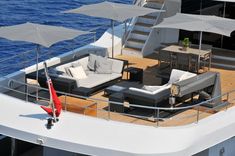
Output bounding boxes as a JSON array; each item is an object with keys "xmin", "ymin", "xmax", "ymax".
[
  {"xmin": 105, "ymin": 81, "xmax": 142, "ymax": 112},
  {"xmin": 104, "ymin": 81, "xmax": 141, "ymax": 95}
]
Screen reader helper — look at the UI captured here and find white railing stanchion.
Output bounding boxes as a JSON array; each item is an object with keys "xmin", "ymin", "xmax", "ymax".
[
  {"xmin": 156, "ymin": 108, "xmax": 160, "ymax": 127},
  {"xmin": 65, "ymin": 94, "xmax": 67, "ymax": 112},
  {"xmin": 196, "ymin": 106, "xmax": 200, "ymax": 124},
  {"xmin": 26, "ymin": 84, "xmax": 28, "ymax": 102},
  {"xmin": 108, "ymin": 102, "xmax": 111, "ymax": 120},
  {"xmin": 226, "ymin": 92, "xmax": 230, "ymax": 111}
]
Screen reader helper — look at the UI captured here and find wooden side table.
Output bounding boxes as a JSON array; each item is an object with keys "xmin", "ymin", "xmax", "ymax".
[
  {"xmin": 124, "ymin": 67, "xmax": 143, "ymax": 83},
  {"xmin": 58, "ymin": 95, "xmax": 97, "ymax": 117}
]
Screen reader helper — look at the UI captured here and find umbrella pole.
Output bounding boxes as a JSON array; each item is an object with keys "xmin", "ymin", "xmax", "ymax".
[
  {"xmin": 200, "ymin": 0, "xmax": 202, "ymax": 15},
  {"xmin": 220, "ymin": 2, "xmax": 227, "ymax": 48},
  {"xmin": 223, "ymin": 2, "xmax": 226, "ymax": 18},
  {"xmin": 111, "ymin": 19, "xmax": 114, "ymax": 58},
  {"xmin": 199, "ymin": 31, "xmax": 203, "ymax": 50},
  {"xmin": 36, "ymin": 45, "xmax": 40, "ymax": 101}
]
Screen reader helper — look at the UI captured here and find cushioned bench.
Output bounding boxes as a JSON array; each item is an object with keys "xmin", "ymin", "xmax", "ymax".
[{"xmin": 27, "ymin": 54, "xmax": 127, "ymax": 96}]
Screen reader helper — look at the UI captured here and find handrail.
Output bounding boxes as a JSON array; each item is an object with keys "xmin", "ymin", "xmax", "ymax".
[
  {"xmin": 141, "ymin": 2, "xmax": 165, "ymax": 55},
  {"xmin": 1, "ymin": 77, "xmax": 234, "ymax": 127}
]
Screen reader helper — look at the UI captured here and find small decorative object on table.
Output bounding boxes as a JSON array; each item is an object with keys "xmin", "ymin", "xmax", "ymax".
[{"xmin": 182, "ymin": 37, "xmax": 190, "ymax": 51}]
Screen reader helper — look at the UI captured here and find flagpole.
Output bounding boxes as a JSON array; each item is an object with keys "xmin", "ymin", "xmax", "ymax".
[{"xmin": 44, "ymin": 62, "xmax": 57, "ymax": 122}]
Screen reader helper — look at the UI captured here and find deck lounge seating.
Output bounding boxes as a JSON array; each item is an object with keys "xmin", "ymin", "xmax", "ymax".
[
  {"xmin": 171, "ymin": 71, "xmax": 222, "ymax": 108},
  {"xmin": 28, "ymin": 54, "xmax": 126, "ymax": 96},
  {"xmin": 124, "ymin": 69, "xmax": 196, "ymax": 107}
]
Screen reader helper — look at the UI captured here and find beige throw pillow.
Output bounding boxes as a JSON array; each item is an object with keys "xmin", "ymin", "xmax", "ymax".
[{"xmin": 69, "ymin": 66, "xmax": 87, "ymax": 79}]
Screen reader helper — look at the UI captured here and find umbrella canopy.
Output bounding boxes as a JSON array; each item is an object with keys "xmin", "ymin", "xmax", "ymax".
[
  {"xmin": 0, "ymin": 22, "xmax": 90, "ymax": 100},
  {"xmin": 0, "ymin": 22, "xmax": 90, "ymax": 48},
  {"xmin": 63, "ymin": 1, "xmax": 162, "ymax": 57},
  {"xmin": 153, "ymin": 13, "xmax": 235, "ymax": 37},
  {"xmin": 63, "ymin": 1, "xmax": 160, "ymax": 22},
  {"xmin": 153, "ymin": 13, "xmax": 235, "ymax": 49}
]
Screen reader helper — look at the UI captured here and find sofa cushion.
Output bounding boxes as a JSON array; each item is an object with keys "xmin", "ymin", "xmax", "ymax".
[
  {"xmin": 108, "ymin": 58, "xmax": 124, "ymax": 74},
  {"xmin": 130, "ymin": 85, "xmax": 171, "ymax": 95},
  {"xmin": 168, "ymin": 69, "xmax": 195, "ymax": 84},
  {"xmin": 179, "ymin": 72, "xmax": 196, "ymax": 81},
  {"xmin": 87, "ymin": 54, "xmax": 97, "ymax": 71},
  {"xmin": 64, "ymin": 67, "xmax": 72, "ymax": 77},
  {"xmin": 95, "ymin": 57, "xmax": 113, "ymax": 74},
  {"xmin": 78, "ymin": 57, "xmax": 89, "ymax": 71},
  {"xmin": 79, "ymin": 73, "xmax": 121, "ymax": 88},
  {"xmin": 69, "ymin": 66, "xmax": 87, "ymax": 79},
  {"xmin": 72, "ymin": 62, "xmax": 81, "ymax": 68},
  {"xmin": 143, "ymin": 85, "xmax": 163, "ymax": 92}
]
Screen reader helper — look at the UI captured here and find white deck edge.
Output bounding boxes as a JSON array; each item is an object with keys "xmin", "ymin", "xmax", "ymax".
[{"xmin": 0, "ymin": 93, "xmax": 235, "ymax": 156}]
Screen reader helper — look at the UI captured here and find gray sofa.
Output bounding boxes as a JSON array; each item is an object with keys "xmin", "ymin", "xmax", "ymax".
[
  {"xmin": 124, "ymin": 69, "xmax": 197, "ymax": 108},
  {"xmin": 54, "ymin": 55, "xmax": 124, "ymax": 89},
  {"xmin": 28, "ymin": 54, "xmax": 126, "ymax": 96}
]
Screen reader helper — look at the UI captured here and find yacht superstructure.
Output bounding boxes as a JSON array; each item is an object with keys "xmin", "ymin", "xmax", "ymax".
[{"xmin": 0, "ymin": 0, "xmax": 235, "ymax": 156}]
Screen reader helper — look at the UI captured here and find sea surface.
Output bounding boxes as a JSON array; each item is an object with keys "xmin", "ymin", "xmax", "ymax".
[{"xmin": 0, "ymin": 0, "xmax": 132, "ymax": 76}]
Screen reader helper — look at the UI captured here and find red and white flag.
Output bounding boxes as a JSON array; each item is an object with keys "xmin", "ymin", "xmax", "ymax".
[{"xmin": 40, "ymin": 62, "xmax": 62, "ymax": 118}]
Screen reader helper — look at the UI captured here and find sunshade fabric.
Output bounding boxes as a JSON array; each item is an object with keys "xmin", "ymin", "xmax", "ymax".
[
  {"xmin": 0, "ymin": 22, "xmax": 90, "ymax": 48},
  {"xmin": 153, "ymin": 13, "xmax": 235, "ymax": 37},
  {"xmin": 63, "ymin": 1, "xmax": 161, "ymax": 22}
]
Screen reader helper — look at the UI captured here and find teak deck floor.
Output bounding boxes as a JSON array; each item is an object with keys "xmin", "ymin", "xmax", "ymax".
[{"xmin": 65, "ymin": 54, "xmax": 235, "ymax": 127}]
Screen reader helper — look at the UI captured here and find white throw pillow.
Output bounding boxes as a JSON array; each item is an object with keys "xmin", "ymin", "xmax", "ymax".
[{"xmin": 69, "ymin": 66, "xmax": 87, "ymax": 79}]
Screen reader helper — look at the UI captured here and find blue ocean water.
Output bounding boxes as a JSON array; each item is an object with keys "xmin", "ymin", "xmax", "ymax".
[{"xmin": 0, "ymin": 0, "xmax": 132, "ymax": 76}]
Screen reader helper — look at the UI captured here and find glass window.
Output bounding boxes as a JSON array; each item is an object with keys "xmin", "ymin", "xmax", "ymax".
[{"xmin": 180, "ymin": 0, "xmax": 235, "ymax": 50}]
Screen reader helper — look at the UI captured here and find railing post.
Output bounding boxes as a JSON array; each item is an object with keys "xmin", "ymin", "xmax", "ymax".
[
  {"xmin": 156, "ymin": 108, "xmax": 160, "ymax": 127},
  {"xmin": 226, "ymin": 92, "xmax": 230, "ymax": 111},
  {"xmin": 26, "ymin": 84, "xmax": 28, "ymax": 102},
  {"xmin": 65, "ymin": 94, "xmax": 67, "ymax": 112},
  {"xmin": 108, "ymin": 102, "xmax": 111, "ymax": 120},
  {"xmin": 196, "ymin": 106, "xmax": 200, "ymax": 124}
]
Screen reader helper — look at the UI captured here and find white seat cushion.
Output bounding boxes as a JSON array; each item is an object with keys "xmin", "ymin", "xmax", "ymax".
[
  {"xmin": 69, "ymin": 66, "xmax": 87, "ymax": 79},
  {"xmin": 79, "ymin": 73, "xmax": 121, "ymax": 88},
  {"xmin": 130, "ymin": 85, "xmax": 171, "ymax": 95},
  {"xmin": 179, "ymin": 72, "xmax": 197, "ymax": 81}
]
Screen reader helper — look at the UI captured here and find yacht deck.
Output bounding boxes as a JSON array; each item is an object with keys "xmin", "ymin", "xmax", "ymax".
[
  {"xmin": 89, "ymin": 54, "xmax": 235, "ymax": 127},
  {"xmin": 4, "ymin": 54, "xmax": 235, "ymax": 127}
]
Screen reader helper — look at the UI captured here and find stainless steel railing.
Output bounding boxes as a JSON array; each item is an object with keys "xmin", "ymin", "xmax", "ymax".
[{"xmin": 1, "ymin": 78, "xmax": 235, "ymax": 127}]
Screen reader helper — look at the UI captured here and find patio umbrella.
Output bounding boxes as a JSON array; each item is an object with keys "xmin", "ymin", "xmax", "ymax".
[
  {"xmin": 63, "ymin": 1, "xmax": 161, "ymax": 57},
  {"xmin": 153, "ymin": 13, "xmax": 235, "ymax": 49},
  {"xmin": 0, "ymin": 22, "xmax": 90, "ymax": 99}
]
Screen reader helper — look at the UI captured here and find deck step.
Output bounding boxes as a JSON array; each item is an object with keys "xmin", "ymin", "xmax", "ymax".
[
  {"xmin": 122, "ymin": 47, "xmax": 143, "ymax": 58},
  {"xmin": 130, "ymin": 30, "xmax": 149, "ymax": 40},
  {"xmin": 123, "ymin": 0, "xmax": 162, "ymax": 58},
  {"xmin": 128, "ymin": 38, "xmax": 146, "ymax": 43},
  {"xmin": 125, "ymin": 38, "xmax": 145, "ymax": 50},
  {"xmin": 144, "ymin": 1, "xmax": 163, "ymax": 9},
  {"xmin": 135, "ymin": 22, "xmax": 153, "ymax": 28},
  {"xmin": 132, "ymin": 30, "xmax": 150, "ymax": 36},
  {"xmin": 140, "ymin": 14, "xmax": 156, "ymax": 20}
]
